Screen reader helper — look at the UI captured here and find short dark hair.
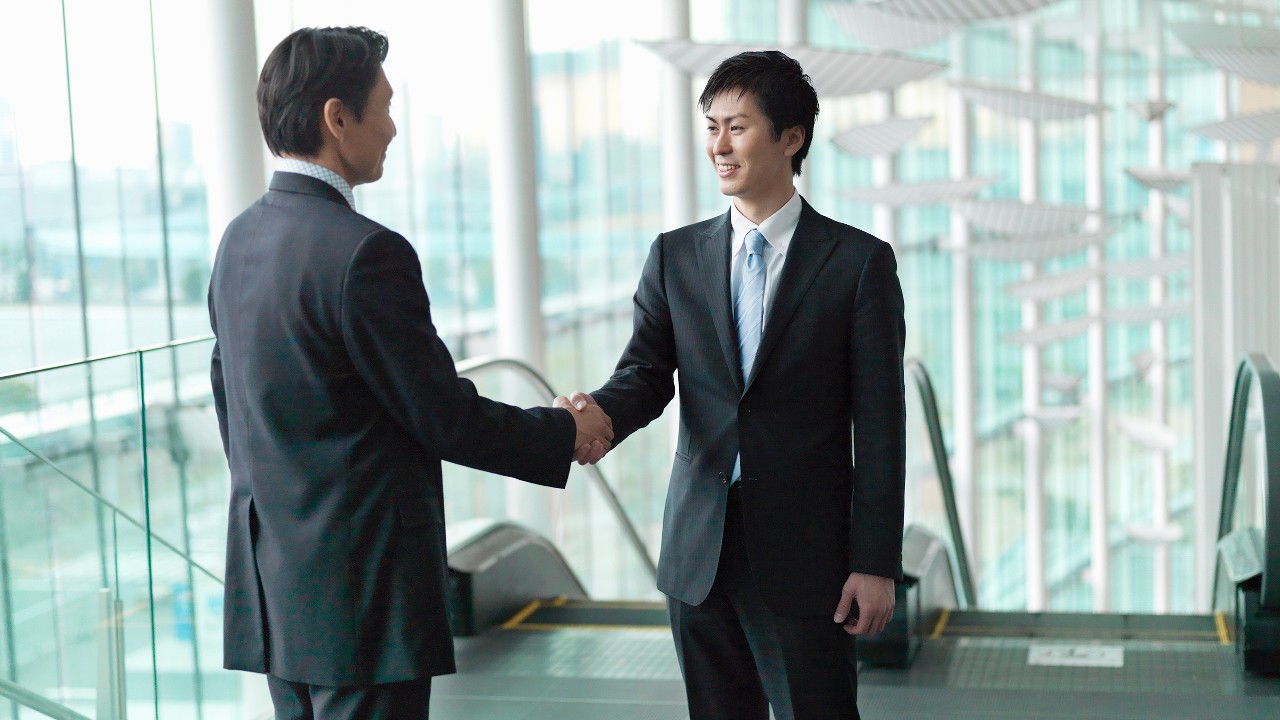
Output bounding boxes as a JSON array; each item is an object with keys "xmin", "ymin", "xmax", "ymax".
[
  {"xmin": 257, "ymin": 27, "xmax": 389, "ymax": 157},
  {"xmin": 698, "ymin": 50, "xmax": 819, "ymax": 176}
]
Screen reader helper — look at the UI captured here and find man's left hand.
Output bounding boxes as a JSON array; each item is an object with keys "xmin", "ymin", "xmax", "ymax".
[{"xmin": 833, "ymin": 572, "xmax": 895, "ymax": 636}]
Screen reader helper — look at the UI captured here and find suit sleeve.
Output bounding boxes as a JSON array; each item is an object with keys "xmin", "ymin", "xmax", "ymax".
[
  {"xmin": 340, "ymin": 229, "xmax": 576, "ymax": 487},
  {"xmin": 208, "ymin": 288, "xmax": 230, "ymax": 460},
  {"xmin": 591, "ymin": 233, "xmax": 678, "ymax": 444},
  {"xmin": 848, "ymin": 240, "xmax": 907, "ymax": 580}
]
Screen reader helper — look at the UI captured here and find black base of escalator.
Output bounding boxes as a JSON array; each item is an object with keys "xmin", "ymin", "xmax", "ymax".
[{"xmin": 504, "ymin": 598, "xmax": 669, "ymax": 629}]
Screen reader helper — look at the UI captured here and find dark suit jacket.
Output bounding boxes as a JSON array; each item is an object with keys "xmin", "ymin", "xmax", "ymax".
[
  {"xmin": 592, "ymin": 199, "xmax": 905, "ymax": 617},
  {"xmin": 208, "ymin": 172, "xmax": 576, "ymax": 686}
]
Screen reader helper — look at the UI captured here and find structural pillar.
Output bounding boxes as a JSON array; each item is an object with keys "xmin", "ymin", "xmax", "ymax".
[
  {"xmin": 778, "ymin": 0, "xmax": 809, "ymax": 199},
  {"xmin": 488, "ymin": 0, "xmax": 545, "ymax": 371},
  {"xmin": 201, "ymin": 0, "xmax": 265, "ymax": 256},
  {"xmin": 1082, "ymin": 16, "xmax": 1111, "ymax": 614},
  {"xmin": 948, "ymin": 31, "xmax": 979, "ymax": 586},
  {"xmin": 660, "ymin": 0, "xmax": 695, "ymax": 231},
  {"xmin": 1018, "ymin": 18, "xmax": 1046, "ymax": 612}
]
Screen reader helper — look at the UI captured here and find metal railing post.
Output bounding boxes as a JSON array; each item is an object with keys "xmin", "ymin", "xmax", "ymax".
[{"xmin": 96, "ymin": 589, "xmax": 126, "ymax": 720}]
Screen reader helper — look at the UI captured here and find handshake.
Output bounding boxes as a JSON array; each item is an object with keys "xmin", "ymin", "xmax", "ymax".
[{"xmin": 555, "ymin": 391, "xmax": 612, "ymax": 466}]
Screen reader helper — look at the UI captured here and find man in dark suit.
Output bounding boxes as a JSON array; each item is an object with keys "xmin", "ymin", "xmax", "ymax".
[
  {"xmin": 208, "ymin": 27, "xmax": 613, "ymax": 720},
  {"xmin": 559, "ymin": 51, "xmax": 905, "ymax": 719}
]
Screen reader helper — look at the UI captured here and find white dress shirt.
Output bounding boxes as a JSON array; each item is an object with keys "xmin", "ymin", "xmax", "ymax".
[
  {"xmin": 729, "ymin": 191, "xmax": 802, "ymax": 333},
  {"xmin": 278, "ymin": 158, "xmax": 357, "ymax": 210}
]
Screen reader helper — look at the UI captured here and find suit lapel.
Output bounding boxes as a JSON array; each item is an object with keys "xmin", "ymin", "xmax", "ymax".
[
  {"xmin": 744, "ymin": 200, "xmax": 837, "ymax": 393},
  {"xmin": 695, "ymin": 211, "xmax": 744, "ymax": 393}
]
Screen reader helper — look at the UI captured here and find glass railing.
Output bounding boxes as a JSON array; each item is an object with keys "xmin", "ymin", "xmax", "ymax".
[{"xmin": 0, "ymin": 335, "xmax": 660, "ymax": 717}]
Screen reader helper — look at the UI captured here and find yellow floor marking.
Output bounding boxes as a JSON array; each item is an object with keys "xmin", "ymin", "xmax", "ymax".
[
  {"xmin": 929, "ymin": 608, "xmax": 951, "ymax": 639},
  {"xmin": 502, "ymin": 600, "xmax": 542, "ymax": 629},
  {"xmin": 1214, "ymin": 611, "xmax": 1232, "ymax": 646}
]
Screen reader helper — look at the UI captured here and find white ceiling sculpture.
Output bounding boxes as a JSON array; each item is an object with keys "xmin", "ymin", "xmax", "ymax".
[
  {"xmin": 637, "ymin": 41, "xmax": 947, "ymax": 96},
  {"xmin": 1169, "ymin": 23, "xmax": 1280, "ymax": 87},
  {"xmin": 1193, "ymin": 47, "xmax": 1280, "ymax": 87},
  {"xmin": 1003, "ymin": 266, "xmax": 1098, "ymax": 301},
  {"xmin": 1131, "ymin": 349, "xmax": 1159, "ymax": 375},
  {"xmin": 1107, "ymin": 303, "xmax": 1191, "ymax": 324},
  {"xmin": 1002, "ymin": 316, "xmax": 1095, "ymax": 346},
  {"xmin": 1117, "ymin": 416, "xmax": 1177, "ymax": 451},
  {"xmin": 1043, "ymin": 373, "xmax": 1083, "ymax": 396},
  {"xmin": 951, "ymin": 199, "xmax": 1090, "ymax": 234},
  {"xmin": 955, "ymin": 228, "xmax": 1112, "ymax": 262},
  {"xmin": 867, "ymin": 0, "xmax": 1064, "ymax": 22},
  {"xmin": 827, "ymin": 3, "xmax": 957, "ymax": 51},
  {"xmin": 951, "ymin": 80, "xmax": 1106, "ymax": 122},
  {"xmin": 1124, "ymin": 168, "xmax": 1191, "ymax": 193},
  {"xmin": 1163, "ymin": 196, "xmax": 1190, "ymax": 225},
  {"xmin": 1191, "ymin": 110, "xmax": 1280, "ymax": 144},
  {"xmin": 1022, "ymin": 406, "xmax": 1085, "ymax": 431},
  {"xmin": 831, "ymin": 117, "xmax": 934, "ymax": 157},
  {"xmin": 1128, "ymin": 100, "xmax": 1175, "ymax": 122},
  {"xmin": 1107, "ymin": 256, "xmax": 1190, "ymax": 279},
  {"xmin": 842, "ymin": 177, "xmax": 997, "ymax": 206}
]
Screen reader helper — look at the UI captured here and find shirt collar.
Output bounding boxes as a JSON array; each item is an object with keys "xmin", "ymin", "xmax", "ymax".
[
  {"xmin": 278, "ymin": 158, "xmax": 356, "ymax": 209},
  {"xmin": 729, "ymin": 191, "xmax": 802, "ymax": 256}
]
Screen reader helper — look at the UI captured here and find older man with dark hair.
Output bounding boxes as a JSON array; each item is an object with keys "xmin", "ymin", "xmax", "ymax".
[{"xmin": 209, "ymin": 27, "xmax": 613, "ymax": 719}]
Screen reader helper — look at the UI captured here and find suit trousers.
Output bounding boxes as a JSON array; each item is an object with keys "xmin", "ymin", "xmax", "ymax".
[
  {"xmin": 267, "ymin": 674, "xmax": 432, "ymax": 720},
  {"xmin": 668, "ymin": 486, "xmax": 860, "ymax": 720}
]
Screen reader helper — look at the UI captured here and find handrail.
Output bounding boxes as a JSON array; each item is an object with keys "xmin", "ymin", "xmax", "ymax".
[
  {"xmin": 0, "ymin": 677, "xmax": 91, "ymax": 720},
  {"xmin": 0, "ymin": 334, "xmax": 215, "ymax": 382},
  {"xmin": 0, "ymin": 424, "xmax": 225, "ymax": 585},
  {"xmin": 905, "ymin": 357, "xmax": 977, "ymax": 609},
  {"xmin": 1214, "ymin": 353, "xmax": 1280, "ymax": 609},
  {"xmin": 455, "ymin": 356, "xmax": 659, "ymax": 582}
]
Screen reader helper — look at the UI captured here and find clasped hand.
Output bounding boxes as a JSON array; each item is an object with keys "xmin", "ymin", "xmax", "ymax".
[{"xmin": 554, "ymin": 391, "xmax": 611, "ymax": 465}]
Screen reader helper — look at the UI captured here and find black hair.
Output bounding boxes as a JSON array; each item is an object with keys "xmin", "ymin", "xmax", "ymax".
[
  {"xmin": 698, "ymin": 50, "xmax": 819, "ymax": 176},
  {"xmin": 257, "ymin": 27, "xmax": 389, "ymax": 157}
]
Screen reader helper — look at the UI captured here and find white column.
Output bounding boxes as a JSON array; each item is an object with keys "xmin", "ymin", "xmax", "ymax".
[
  {"xmin": 660, "ymin": 0, "xmax": 693, "ymax": 468},
  {"xmin": 872, "ymin": 91, "xmax": 896, "ymax": 246},
  {"xmin": 1145, "ymin": 6, "xmax": 1171, "ymax": 614},
  {"xmin": 201, "ymin": 0, "xmax": 265, "ymax": 257},
  {"xmin": 660, "ymin": 0, "xmax": 695, "ymax": 231},
  {"xmin": 1082, "ymin": 20, "xmax": 1110, "ymax": 614},
  {"xmin": 487, "ymin": 0, "xmax": 545, "ymax": 370},
  {"xmin": 1018, "ymin": 18, "xmax": 1046, "ymax": 613},
  {"xmin": 949, "ymin": 32, "xmax": 978, "ymax": 587},
  {"xmin": 778, "ymin": 0, "xmax": 810, "ymax": 199}
]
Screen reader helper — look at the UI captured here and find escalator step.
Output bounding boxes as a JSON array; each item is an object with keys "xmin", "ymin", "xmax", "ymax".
[
  {"xmin": 931, "ymin": 610, "xmax": 1229, "ymax": 643},
  {"xmin": 503, "ymin": 598, "xmax": 670, "ymax": 630}
]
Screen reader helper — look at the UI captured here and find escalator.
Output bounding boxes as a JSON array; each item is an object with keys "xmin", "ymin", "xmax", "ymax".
[{"xmin": 434, "ymin": 356, "xmax": 1280, "ymax": 720}]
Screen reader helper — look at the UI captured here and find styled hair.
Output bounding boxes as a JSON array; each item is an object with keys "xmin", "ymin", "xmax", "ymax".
[
  {"xmin": 257, "ymin": 27, "xmax": 389, "ymax": 157},
  {"xmin": 698, "ymin": 50, "xmax": 819, "ymax": 176}
]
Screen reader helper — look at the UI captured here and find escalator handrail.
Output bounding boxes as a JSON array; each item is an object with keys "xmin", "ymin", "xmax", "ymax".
[
  {"xmin": 0, "ymin": 674, "xmax": 92, "ymax": 720},
  {"xmin": 0, "ymin": 424, "xmax": 225, "ymax": 585},
  {"xmin": 455, "ymin": 356, "xmax": 659, "ymax": 582},
  {"xmin": 1214, "ymin": 353, "xmax": 1280, "ymax": 609},
  {"xmin": 905, "ymin": 357, "xmax": 977, "ymax": 609}
]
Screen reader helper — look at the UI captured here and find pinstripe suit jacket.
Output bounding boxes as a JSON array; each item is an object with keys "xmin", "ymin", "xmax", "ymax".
[{"xmin": 593, "ymin": 199, "xmax": 906, "ymax": 617}]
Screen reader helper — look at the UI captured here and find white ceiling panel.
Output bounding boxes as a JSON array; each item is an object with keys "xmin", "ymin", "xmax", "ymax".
[
  {"xmin": 831, "ymin": 116, "xmax": 933, "ymax": 157},
  {"xmin": 841, "ymin": 177, "xmax": 997, "ymax": 206},
  {"xmin": 637, "ymin": 40, "xmax": 947, "ymax": 96},
  {"xmin": 827, "ymin": 3, "xmax": 957, "ymax": 51},
  {"xmin": 868, "ymin": 0, "xmax": 1064, "ymax": 22},
  {"xmin": 951, "ymin": 199, "xmax": 1090, "ymax": 234},
  {"xmin": 952, "ymin": 80, "xmax": 1106, "ymax": 121},
  {"xmin": 1124, "ymin": 168, "xmax": 1191, "ymax": 193}
]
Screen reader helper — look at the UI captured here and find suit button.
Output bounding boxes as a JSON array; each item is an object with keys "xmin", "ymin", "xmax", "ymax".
[{"xmin": 718, "ymin": 472, "xmax": 728, "ymax": 485}]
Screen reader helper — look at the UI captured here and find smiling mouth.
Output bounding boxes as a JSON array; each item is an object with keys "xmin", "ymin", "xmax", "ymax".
[{"xmin": 717, "ymin": 163, "xmax": 739, "ymax": 176}]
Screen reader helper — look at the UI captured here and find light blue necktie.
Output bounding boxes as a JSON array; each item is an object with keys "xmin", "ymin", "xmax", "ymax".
[
  {"xmin": 732, "ymin": 228, "xmax": 768, "ymax": 485},
  {"xmin": 735, "ymin": 228, "xmax": 768, "ymax": 379}
]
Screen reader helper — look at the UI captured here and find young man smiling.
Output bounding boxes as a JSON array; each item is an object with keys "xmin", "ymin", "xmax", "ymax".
[{"xmin": 559, "ymin": 50, "xmax": 907, "ymax": 719}]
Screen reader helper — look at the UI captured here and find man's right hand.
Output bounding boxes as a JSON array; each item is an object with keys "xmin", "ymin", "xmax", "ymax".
[{"xmin": 556, "ymin": 392, "xmax": 611, "ymax": 465}]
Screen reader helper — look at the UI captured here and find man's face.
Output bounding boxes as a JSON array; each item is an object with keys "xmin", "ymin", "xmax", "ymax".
[
  {"xmin": 704, "ymin": 90, "xmax": 797, "ymax": 206},
  {"xmin": 337, "ymin": 67, "xmax": 397, "ymax": 186}
]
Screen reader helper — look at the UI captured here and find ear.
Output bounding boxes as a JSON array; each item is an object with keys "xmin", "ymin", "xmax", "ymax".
[
  {"xmin": 321, "ymin": 98, "xmax": 348, "ymax": 142},
  {"xmin": 781, "ymin": 126, "xmax": 805, "ymax": 158}
]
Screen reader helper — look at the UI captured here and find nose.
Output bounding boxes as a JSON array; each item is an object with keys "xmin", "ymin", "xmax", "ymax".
[{"xmin": 711, "ymin": 128, "xmax": 730, "ymax": 156}]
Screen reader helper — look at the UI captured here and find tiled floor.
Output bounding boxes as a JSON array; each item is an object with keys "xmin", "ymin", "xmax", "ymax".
[{"xmin": 431, "ymin": 621, "xmax": 1280, "ymax": 719}]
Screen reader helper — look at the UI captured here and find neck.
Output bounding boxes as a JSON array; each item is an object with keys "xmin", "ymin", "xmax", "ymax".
[
  {"xmin": 284, "ymin": 151, "xmax": 356, "ymax": 187},
  {"xmin": 732, "ymin": 183, "xmax": 796, "ymax": 225}
]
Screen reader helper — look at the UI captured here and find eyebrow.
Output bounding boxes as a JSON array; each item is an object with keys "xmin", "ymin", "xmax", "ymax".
[{"xmin": 705, "ymin": 113, "xmax": 748, "ymax": 122}]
